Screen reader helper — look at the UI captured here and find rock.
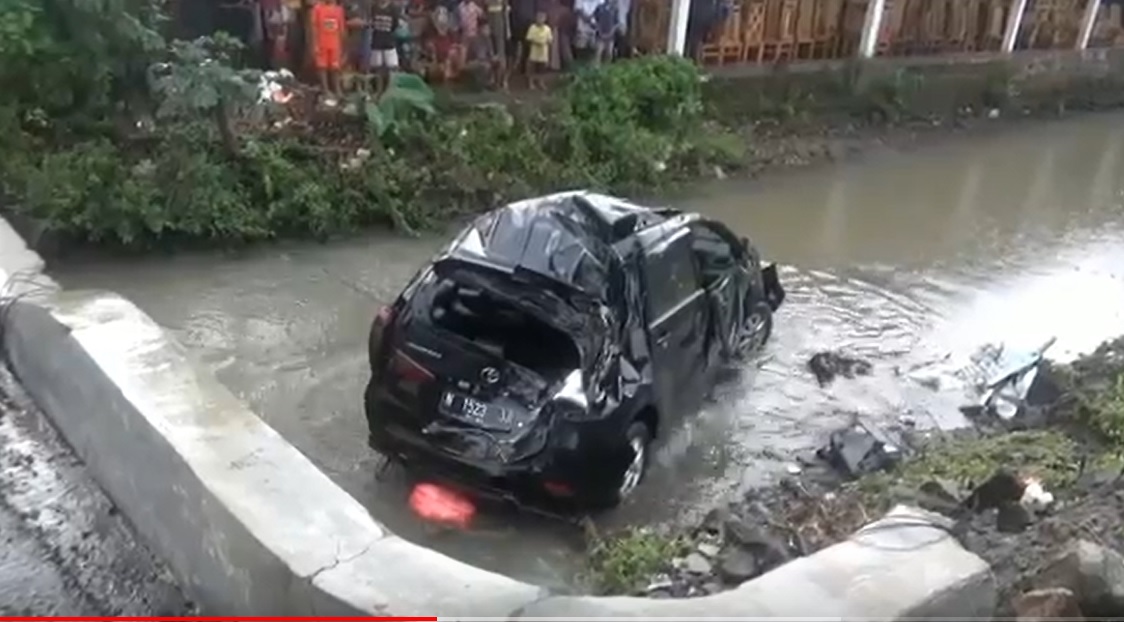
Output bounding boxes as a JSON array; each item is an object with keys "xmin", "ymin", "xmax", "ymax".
[
  {"xmin": 717, "ymin": 545, "xmax": 758, "ymax": 584},
  {"xmin": 699, "ymin": 506, "xmax": 731, "ymax": 537},
  {"xmin": 1034, "ymin": 540, "xmax": 1124, "ymax": 617},
  {"xmin": 995, "ymin": 501, "xmax": 1032, "ymax": 533},
  {"xmin": 807, "ymin": 351, "xmax": 873, "ymax": 386},
  {"xmin": 721, "ymin": 518, "xmax": 792, "ymax": 570},
  {"xmin": 1011, "ymin": 587, "xmax": 1083, "ymax": 621},
  {"xmin": 918, "ymin": 478, "xmax": 964, "ymax": 514},
  {"xmin": 696, "ymin": 542, "xmax": 720, "ymax": 558},
  {"xmin": 988, "ymin": 108, "xmax": 1000, "ymax": 119},
  {"xmin": 684, "ymin": 552, "xmax": 712, "ymax": 575}
]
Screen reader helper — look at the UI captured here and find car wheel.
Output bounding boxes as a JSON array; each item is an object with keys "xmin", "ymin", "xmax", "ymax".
[
  {"xmin": 617, "ymin": 421, "xmax": 652, "ymax": 501},
  {"xmin": 736, "ymin": 300, "xmax": 774, "ymax": 358}
]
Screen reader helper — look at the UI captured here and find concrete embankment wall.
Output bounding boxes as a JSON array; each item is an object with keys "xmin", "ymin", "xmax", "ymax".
[
  {"xmin": 0, "ymin": 219, "xmax": 997, "ymax": 616},
  {"xmin": 705, "ymin": 48, "xmax": 1124, "ymax": 122}
]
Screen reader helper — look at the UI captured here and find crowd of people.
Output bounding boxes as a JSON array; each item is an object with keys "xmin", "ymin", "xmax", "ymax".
[{"xmin": 217, "ymin": 0, "xmax": 637, "ymax": 98}]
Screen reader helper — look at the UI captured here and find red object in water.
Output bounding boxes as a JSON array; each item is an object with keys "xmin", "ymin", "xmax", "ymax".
[{"xmin": 409, "ymin": 482, "xmax": 476, "ymax": 529}]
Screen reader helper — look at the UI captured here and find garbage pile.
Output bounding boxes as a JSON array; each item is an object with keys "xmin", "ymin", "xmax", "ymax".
[
  {"xmin": 813, "ymin": 338, "xmax": 1061, "ymax": 481},
  {"xmin": 808, "ymin": 340, "xmax": 1062, "ymax": 535}
]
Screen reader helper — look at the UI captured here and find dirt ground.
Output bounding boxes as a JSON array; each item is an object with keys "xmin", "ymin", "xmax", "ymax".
[{"xmin": 0, "ymin": 366, "xmax": 194, "ymax": 615}]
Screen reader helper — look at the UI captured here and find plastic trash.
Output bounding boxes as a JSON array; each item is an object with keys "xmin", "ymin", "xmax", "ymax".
[{"xmin": 817, "ymin": 419, "xmax": 902, "ymax": 477}]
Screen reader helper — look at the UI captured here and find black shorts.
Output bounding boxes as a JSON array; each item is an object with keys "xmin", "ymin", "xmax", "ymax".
[
  {"xmin": 529, "ymin": 60, "xmax": 548, "ymax": 73},
  {"xmin": 511, "ymin": 19, "xmax": 532, "ymax": 43}
]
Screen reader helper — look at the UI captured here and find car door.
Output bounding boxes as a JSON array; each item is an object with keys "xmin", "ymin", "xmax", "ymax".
[
  {"xmin": 642, "ymin": 229, "xmax": 710, "ymax": 422},
  {"xmin": 689, "ymin": 221, "xmax": 750, "ymax": 358}
]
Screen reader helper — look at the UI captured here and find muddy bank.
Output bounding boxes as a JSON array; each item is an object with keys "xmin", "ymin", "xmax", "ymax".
[
  {"xmin": 690, "ymin": 49, "xmax": 1124, "ymax": 184},
  {"xmin": 590, "ymin": 335, "xmax": 1124, "ymax": 612},
  {"xmin": 0, "ymin": 365, "xmax": 195, "ymax": 615}
]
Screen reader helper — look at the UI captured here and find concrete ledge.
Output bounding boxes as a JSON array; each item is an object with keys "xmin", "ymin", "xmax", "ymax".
[
  {"xmin": 515, "ymin": 506, "xmax": 996, "ymax": 618},
  {"xmin": 0, "ymin": 291, "xmax": 545, "ymax": 615}
]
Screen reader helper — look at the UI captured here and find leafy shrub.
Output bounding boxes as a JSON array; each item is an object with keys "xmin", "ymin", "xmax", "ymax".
[
  {"xmin": 2, "ymin": 51, "xmax": 744, "ymax": 248},
  {"xmin": 585, "ymin": 527, "xmax": 687, "ymax": 595}
]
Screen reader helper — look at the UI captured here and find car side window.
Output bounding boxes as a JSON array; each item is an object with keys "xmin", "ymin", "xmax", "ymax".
[
  {"xmin": 690, "ymin": 223, "xmax": 741, "ymax": 286},
  {"xmin": 643, "ymin": 233, "xmax": 701, "ymax": 322}
]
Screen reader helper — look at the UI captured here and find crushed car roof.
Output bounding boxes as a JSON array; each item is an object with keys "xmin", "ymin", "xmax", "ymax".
[{"xmin": 439, "ymin": 191, "xmax": 675, "ymax": 298}]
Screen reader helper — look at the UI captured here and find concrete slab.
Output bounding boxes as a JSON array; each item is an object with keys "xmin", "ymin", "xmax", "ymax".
[
  {"xmin": 0, "ymin": 215, "xmax": 57, "ymax": 300},
  {"xmin": 1, "ymin": 291, "xmax": 544, "ymax": 615}
]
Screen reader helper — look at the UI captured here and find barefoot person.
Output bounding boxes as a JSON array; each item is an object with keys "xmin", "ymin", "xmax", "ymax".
[{"xmin": 524, "ymin": 10, "xmax": 552, "ymax": 90}]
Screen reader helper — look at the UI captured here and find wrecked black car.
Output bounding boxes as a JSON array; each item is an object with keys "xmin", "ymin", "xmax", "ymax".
[{"xmin": 364, "ymin": 191, "xmax": 785, "ymax": 509}]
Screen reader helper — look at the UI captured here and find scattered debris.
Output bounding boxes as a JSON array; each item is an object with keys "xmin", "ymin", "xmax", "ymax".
[
  {"xmin": 816, "ymin": 417, "xmax": 903, "ymax": 477},
  {"xmin": 257, "ymin": 69, "xmax": 296, "ymax": 105},
  {"xmin": 909, "ymin": 338, "xmax": 1058, "ymax": 422},
  {"xmin": 807, "ymin": 351, "xmax": 873, "ymax": 387}
]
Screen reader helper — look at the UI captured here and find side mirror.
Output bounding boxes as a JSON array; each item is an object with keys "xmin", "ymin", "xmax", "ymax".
[{"xmin": 740, "ymin": 236, "xmax": 750, "ymax": 250}]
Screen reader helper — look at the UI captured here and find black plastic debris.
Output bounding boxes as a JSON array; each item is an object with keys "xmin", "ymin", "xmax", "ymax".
[
  {"xmin": 961, "ymin": 469, "xmax": 1025, "ymax": 512},
  {"xmin": 816, "ymin": 419, "xmax": 902, "ymax": 478},
  {"xmin": 959, "ymin": 468, "xmax": 1039, "ymax": 533},
  {"xmin": 808, "ymin": 351, "xmax": 873, "ymax": 387}
]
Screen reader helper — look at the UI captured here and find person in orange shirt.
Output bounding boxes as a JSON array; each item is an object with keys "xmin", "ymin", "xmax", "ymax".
[{"xmin": 310, "ymin": 0, "xmax": 346, "ymax": 102}]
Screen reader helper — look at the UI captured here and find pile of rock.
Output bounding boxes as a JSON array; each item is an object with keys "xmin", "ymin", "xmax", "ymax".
[
  {"xmin": 1011, "ymin": 540, "xmax": 1124, "ymax": 620},
  {"xmin": 642, "ymin": 505, "xmax": 796, "ymax": 598}
]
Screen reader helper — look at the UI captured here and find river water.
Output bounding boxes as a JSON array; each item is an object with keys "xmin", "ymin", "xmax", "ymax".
[{"xmin": 50, "ymin": 112, "xmax": 1124, "ymax": 590}]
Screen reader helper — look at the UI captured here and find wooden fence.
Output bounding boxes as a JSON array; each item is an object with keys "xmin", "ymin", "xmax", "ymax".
[{"xmin": 636, "ymin": 0, "xmax": 1124, "ymax": 66}]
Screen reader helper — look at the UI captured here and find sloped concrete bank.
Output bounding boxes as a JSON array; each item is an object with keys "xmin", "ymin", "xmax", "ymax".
[{"xmin": 0, "ymin": 216, "xmax": 997, "ymax": 616}]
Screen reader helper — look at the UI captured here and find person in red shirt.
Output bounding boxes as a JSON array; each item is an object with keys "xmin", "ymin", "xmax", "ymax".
[{"xmin": 310, "ymin": 0, "xmax": 346, "ymax": 101}]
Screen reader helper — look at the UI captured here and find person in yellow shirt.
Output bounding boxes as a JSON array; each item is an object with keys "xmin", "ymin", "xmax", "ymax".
[{"xmin": 524, "ymin": 11, "xmax": 552, "ymax": 90}]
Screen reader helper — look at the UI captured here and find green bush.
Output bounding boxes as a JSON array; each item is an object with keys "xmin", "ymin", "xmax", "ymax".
[{"xmin": 585, "ymin": 527, "xmax": 687, "ymax": 595}]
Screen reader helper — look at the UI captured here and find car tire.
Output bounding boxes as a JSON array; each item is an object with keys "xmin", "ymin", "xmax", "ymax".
[
  {"xmin": 736, "ymin": 300, "xmax": 774, "ymax": 358},
  {"xmin": 585, "ymin": 421, "xmax": 652, "ymax": 512}
]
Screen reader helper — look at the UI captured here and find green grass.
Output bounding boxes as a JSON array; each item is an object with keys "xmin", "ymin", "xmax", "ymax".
[{"xmin": 583, "ymin": 526, "xmax": 688, "ymax": 595}]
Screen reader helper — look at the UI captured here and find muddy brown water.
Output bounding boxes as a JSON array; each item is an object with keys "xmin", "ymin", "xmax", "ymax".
[{"xmin": 49, "ymin": 112, "xmax": 1124, "ymax": 591}]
